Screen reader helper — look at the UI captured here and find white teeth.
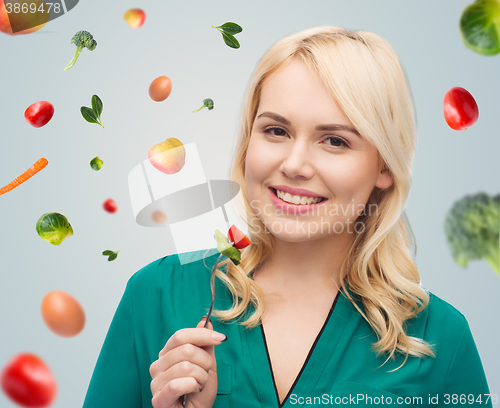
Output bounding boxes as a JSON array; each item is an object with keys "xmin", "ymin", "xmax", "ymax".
[{"xmin": 275, "ymin": 189, "xmax": 323, "ymax": 205}]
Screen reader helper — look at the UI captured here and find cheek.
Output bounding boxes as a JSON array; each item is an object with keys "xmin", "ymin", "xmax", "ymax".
[
  {"xmin": 245, "ymin": 136, "xmax": 275, "ymax": 184},
  {"xmin": 322, "ymin": 155, "xmax": 377, "ymax": 200}
]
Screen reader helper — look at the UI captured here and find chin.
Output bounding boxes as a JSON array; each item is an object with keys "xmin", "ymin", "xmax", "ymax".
[
  {"xmin": 274, "ymin": 232, "xmax": 327, "ymax": 243},
  {"xmin": 263, "ymin": 219, "xmax": 331, "ymax": 242}
]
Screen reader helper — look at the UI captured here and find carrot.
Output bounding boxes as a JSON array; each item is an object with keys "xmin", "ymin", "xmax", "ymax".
[{"xmin": 0, "ymin": 158, "xmax": 48, "ymax": 196}]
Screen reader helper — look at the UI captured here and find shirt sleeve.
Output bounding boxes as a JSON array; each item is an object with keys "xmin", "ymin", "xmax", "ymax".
[
  {"xmin": 441, "ymin": 315, "xmax": 492, "ymax": 407},
  {"xmin": 82, "ymin": 279, "xmax": 142, "ymax": 408}
]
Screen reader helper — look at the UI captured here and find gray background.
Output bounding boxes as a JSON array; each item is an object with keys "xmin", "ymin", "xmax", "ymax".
[{"xmin": 0, "ymin": 0, "xmax": 498, "ymax": 406}]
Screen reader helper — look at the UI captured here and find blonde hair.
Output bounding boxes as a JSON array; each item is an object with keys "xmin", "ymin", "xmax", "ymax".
[{"xmin": 206, "ymin": 25, "xmax": 435, "ymax": 368}]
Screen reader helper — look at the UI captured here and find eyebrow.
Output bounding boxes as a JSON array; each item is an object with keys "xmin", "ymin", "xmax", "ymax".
[{"xmin": 256, "ymin": 111, "xmax": 362, "ymax": 137}]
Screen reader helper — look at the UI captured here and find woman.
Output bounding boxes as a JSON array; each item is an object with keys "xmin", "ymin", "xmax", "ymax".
[{"xmin": 83, "ymin": 26, "xmax": 492, "ymax": 408}]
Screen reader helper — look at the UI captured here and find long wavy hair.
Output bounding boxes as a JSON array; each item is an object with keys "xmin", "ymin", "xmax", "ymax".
[{"xmin": 205, "ymin": 25, "xmax": 435, "ymax": 368}]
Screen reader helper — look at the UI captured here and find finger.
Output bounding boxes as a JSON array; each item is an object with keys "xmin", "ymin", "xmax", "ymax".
[
  {"xmin": 181, "ymin": 317, "xmax": 215, "ymax": 373},
  {"xmin": 159, "ymin": 322, "xmax": 226, "ymax": 358},
  {"xmin": 150, "ymin": 342, "xmax": 213, "ymax": 379},
  {"xmin": 197, "ymin": 316, "xmax": 213, "ymax": 331},
  {"xmin": 151, "ymin": 361, "xmax": 208, "ymax": 396},
  {"xmin": 197, "ymin": 317, "xmax": 220, "ymax": 375},
  {"xmin": 152, "ymin": 377, "xmax": 199, "ymax": 408}
]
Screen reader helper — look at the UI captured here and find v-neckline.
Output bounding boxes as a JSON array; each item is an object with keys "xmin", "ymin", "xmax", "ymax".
[
  {"xmin": 243, "ymin": 291, "xmax": 352, "ymax": 408},
  {"xmin": 260, "ymin": 290, "xmax": 341, "ymax": 408}
]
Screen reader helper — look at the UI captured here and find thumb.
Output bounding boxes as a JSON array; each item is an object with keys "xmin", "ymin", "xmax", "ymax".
[{"xmin": 197, "ymin": 316, "xmax": 217, "ymax": 373}]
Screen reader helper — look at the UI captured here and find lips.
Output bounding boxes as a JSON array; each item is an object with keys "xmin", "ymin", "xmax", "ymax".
[
  {"xmin": 268, "ymin": 187, "xmax": 328, "ymax": 215},
  {"xmin": 270, "ymin": 188, "xmax": 326, "ymax": 203},
  {"xmin": 269, "ymin": 185, "xmax": 326, "ymax": 199}
]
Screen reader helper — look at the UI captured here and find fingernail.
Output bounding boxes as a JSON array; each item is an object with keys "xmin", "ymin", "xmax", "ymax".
[
  {"xmin": 212, "ymin": 332, "xmax": 227, "ymax": 342},
  {"xmin": 198, "ymin": 382, "xmax": 203, "ymax": 390},
  {"xmin": 200, "ymin": 316, "xmax": 212, "ymax": 324}
]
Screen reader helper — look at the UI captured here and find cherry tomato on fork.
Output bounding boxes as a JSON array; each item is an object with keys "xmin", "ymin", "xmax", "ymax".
[{"xmin": 228, "ymin": 225, "xmax": 252, "ymax": 250}]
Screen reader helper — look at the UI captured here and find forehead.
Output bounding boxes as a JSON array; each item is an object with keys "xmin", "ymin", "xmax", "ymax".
[{"xmin": 257, "ymin": 57, "xmax": 350, "ymax": 125}]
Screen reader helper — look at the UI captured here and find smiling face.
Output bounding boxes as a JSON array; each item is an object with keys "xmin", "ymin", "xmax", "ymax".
[{"xmin": 244, "ymin": 57, "xmax": 393, "ymax": 242}]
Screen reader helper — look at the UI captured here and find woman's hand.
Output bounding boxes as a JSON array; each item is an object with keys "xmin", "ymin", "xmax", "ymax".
[{"xmin": 149, "ymin": 317, "xmax": 226, "ymax": 408}]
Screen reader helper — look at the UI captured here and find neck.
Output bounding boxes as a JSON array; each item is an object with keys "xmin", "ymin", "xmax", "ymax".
[{"xmin": 252, "ymin": 231, "xmax": 352, "ymax": 298}]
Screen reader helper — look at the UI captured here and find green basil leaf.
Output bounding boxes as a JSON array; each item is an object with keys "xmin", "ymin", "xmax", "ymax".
[
  {"xmin": 81, "ymin": 107, "xmax": 99, "ymax": 124},
  {"xmin": 221, "ymin": 32, "xmax": 240, "ymax": 49},
  {"xmin": 91, "ymin": 95, "xmax": 103, "ymax": 119},
  {"xmin": 218, "ymin": 22, "xmax": 242, "ymax": 35},
  {"xmin": 220, "ymin": 246, "xmax": 241, "ymax": 265},
  {"xmin": 108, "ymin": 253, "xmax": 118, "ymax": 261},
  {"xmin": 102, "ymin": 250, "xmax": 114, "ymax": 256}
]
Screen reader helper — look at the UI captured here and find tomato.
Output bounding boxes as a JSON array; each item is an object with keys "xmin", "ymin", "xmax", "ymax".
[
  {"xmin": 1, "ymin": 353, "xmax": 57, "ymax": 407},
  {"xmin": 103, "ymin": 198, "xmax": 117, "ymax": 213},
  {"xmin": 228, "ymin": 225, "xmax": 252, "ymax": 250},
  {"xmin": 443, "ymin": 87, "xmax": 479, "ymax": 130},
  {"xmin": 24, "ymin": 101, "xmax": 54, "ymax": 128}
]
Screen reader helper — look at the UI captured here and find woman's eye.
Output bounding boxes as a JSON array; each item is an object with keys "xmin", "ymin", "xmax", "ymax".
[
  {"xmin": 264, "ymin": 127, "xmax": 287, "ymax": 137},
  {"xmin": 263, "ymin": 127, "xmax": 349, "ymax": 149},
  {"xmin": 325, "ymin": 137, "xmax": 349, "ymax": 148}
]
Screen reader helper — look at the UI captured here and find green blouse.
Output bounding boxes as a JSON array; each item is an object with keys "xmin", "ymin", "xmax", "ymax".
[{"xmin": 82, "ymin": 249, "xmax": 492, "ymax": 407}]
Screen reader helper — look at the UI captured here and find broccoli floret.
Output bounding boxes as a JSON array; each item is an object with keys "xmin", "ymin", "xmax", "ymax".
[
  {"xmin": 444, "ymin": 192, "xmax": 500, "ymax": 275},
  {"xmin": 63, "ymin": 30, "xmax": 97, "ymax": 72},
  {"xmin": 192, "ymin": 98, "xmax": 214, "ymax": 113}
]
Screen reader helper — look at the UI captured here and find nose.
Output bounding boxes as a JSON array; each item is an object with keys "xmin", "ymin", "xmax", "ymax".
[{"xmin": 278, "ymin": 138, "xmax": 314, "ymax": 180}]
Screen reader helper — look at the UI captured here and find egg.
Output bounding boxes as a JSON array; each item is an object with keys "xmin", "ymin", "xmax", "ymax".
[
  {"xmin": 41, "ymin": 291, "xmax": 85, "ymax": 337},
  {"xmin": 149, "ymin": 76, "xmax": 172, "ymax": 102}
]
